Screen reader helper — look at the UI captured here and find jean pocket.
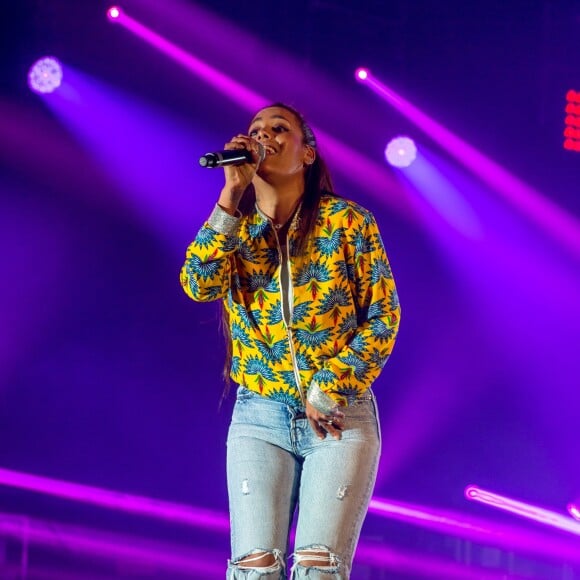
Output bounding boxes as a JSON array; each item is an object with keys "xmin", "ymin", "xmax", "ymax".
[
  {"xmin": 235, "ymin": 386, "xmax": 255, "ymax": 402},
  {"xmin": 344, "ymin": 399, "xmax": 376, "ymax": 422}
]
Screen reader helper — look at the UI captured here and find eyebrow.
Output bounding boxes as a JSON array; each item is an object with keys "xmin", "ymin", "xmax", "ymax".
[{"xmin": 249, "ymin": 114, "xmax": 292, "ymax": 125}]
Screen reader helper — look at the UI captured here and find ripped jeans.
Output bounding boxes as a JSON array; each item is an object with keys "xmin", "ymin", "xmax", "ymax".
[{"xmin": 226, "ymin": 387, "xmax": 381, "ymax": 579}]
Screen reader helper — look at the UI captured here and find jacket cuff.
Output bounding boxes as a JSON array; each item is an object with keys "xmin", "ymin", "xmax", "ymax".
[
  {"xmin": 307, "ymin": 381, "xmax": 339, "ymax": 414},
  {"xmin": 208, "ymin": 204, "xmax": 241, "ymax": 236}
]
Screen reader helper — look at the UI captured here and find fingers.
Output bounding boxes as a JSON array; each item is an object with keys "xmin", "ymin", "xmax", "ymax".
[
  {"xmin": 305, "ymin": 399, "xmax": 345, "ymax": 440},
  {"xmin": 321, "ymin": 418, "xmax": 343, "ymax": 440},
  {"xmin": 224, "ymin": 134, "xmax": 263, "ymax": 164},
  {"xmin": 218, "ymin": 135, "xmax": 262, "ymax": 204},
  {"xmin": 311, "ymin": 418, "xmax": 327, "ymax": 440},
  {"xmin": 309, "ymin": 413, "xmax": 345, "ymax": 441}
]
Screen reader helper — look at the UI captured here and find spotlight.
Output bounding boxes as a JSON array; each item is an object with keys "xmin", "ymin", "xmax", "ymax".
[
  {"xmin": 385, "ymin": 136, "xmax": 417, "ymax": 168},
  {"xmin": 568, "ymin": 504, "xmax": 580, "ymax": 521},
  {"xmin": 107, "ymin": 6, "xmax": 122, "ymax": 20},
  {"xmin": 464, "ymin": 485, "xmax": 479, "ymax": 499},
  {"xmin": 355, "ymin": 68, "xmax": 369, "ymax": 81},
  {"xmin": 28, "ymin": 57, "xmax": 63, "ymax": 94}
]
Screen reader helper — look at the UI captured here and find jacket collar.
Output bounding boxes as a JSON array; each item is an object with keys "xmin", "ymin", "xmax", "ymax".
[{"xmin": 253, "ymin": 202, "xmax": 302, "ymax": 232}]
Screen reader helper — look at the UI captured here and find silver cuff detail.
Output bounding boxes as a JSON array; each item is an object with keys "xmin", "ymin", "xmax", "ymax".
[
  {"xmin": 307, "ymin": 381, "xmax": 339, "ymax": 414},
  {"xmin": 208, "ymin": 204, "xmax": 241, "ymax": 236}
]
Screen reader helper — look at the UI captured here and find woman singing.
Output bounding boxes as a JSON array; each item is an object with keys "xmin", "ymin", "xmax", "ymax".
[{"xmin": 180, "ymin": 103, "xmax": 400, "ymax": 579}]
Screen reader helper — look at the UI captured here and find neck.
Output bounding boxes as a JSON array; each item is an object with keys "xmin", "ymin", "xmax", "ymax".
[{"xmin": 254, "ymin": 179, "xmax": 304, "ymax": 227}]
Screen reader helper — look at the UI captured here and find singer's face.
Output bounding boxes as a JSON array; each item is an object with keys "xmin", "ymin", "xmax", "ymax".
[{"xmin": 248, "ymin": 107, "xmax": 314, "ymax": 179}]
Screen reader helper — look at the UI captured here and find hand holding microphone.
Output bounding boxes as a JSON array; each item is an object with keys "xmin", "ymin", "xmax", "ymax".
[
  {"xmin": 199, "ymin": 138, "xmax": 265, "ymax": 168},
  {"xmin": 207, "ymin": 135, "xmax": 265, "ymax": 216}
]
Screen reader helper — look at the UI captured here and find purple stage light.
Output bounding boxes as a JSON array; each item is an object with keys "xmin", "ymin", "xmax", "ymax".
[
  {"xmin": 396, "ymin": 149, "xmax": 482, "ymax": 237},
  {"xmin": 356, "ymin": 542, "xmax": 502, "ymax": 579},
  {"xmin": 107, "ymin": 6, "xmax": 122, "ymax": 21},
  {"xmin": 385, "ymin": 136, "xmax": 417, "ymax": 168},
  {"xmin": 357, "ymin": 70, "xmax": 580, "ymax": 257},
  {"xmin": 28, "ymin": 57, "xmax": 63, "ymax": 94},
  {"xmin": 107, "ymin": 10, "xmax": 409, "ymax": 215},
  {"xmin": 465, "ymin": 485, "xmax": 580, "ymax": 536},
  {"xmin": 0, "ymin": 513, "xmax": 224, "ymax": 577},
  {"xmin": 316, "ymin": 130, "xmax": 412, "ymax": 215},
  {"xmin": 107, "ymin": 7, "xmax": 266, "ymax": 111},
  {"xmin": 370, "ymin": 497, "xmax": 488, "ymax": 534},
  {"xmin": 0, "ymin": 467, "xmax": 229, "ymax": 532},
  {"xmin": 355, "ymin": 67, "xmax": 369, "ymax": 81},
  {"xmin": 369, "ymin": 495, "xmax": 580, "ymax": 564},
  {"xmin": 568, "ymin": 504, "xmax": 580, "ymax": 521},
  {"xmin": 39, "ymin": 65, "xmax": 220, "ymax": 242},
  {"xmin": 3, "ymin": 466, "xmax": 580, "ymax": 568}
]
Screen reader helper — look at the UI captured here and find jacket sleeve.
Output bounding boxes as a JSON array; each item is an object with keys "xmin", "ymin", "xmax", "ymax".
[
  {"xmin": 179, "ymin": 205, "xmax": 240, "ymax": 302},
  {"xmin": 308, "ymin": 211, "xmax": 401, "ymax": 411}
]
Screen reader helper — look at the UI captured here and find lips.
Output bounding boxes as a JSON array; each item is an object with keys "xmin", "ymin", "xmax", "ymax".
[{"xmin": 262, "ymin": 143, "xmax": 277, "ymax": 155}]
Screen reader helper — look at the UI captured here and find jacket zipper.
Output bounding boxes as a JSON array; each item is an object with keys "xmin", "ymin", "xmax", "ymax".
[{"xmin": 273, "ymin": 225, "xmax": 305, "ymax": 405}]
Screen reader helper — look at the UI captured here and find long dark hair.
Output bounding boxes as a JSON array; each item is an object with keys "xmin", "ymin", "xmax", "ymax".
[{"xmin": 220, "ymin": 103, "xmax": 336, "ymax": 400}]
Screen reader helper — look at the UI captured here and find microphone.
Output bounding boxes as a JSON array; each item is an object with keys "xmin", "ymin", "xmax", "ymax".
[{"xmin": 199, "ymin": 143, "xmax": 265, "ymax": 168}]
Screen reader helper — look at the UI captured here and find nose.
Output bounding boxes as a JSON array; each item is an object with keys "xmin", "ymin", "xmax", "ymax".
[{"xmin": 254, "ymin": 127, "xmax": 270, "ymax": 141}]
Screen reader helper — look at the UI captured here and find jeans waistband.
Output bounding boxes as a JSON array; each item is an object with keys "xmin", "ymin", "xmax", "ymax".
[{"xmin": 235, "ymin": 386, "xmax": 374, "ymax": 409}]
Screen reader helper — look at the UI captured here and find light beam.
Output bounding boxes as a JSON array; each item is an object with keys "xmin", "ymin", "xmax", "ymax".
[
  {"xmin": 356, "ymin": 69, "xmax": 580, "ymax": 257},
  {"xmin": 465, "ymin": 485, "xmax": 580, "ymax": 536}
]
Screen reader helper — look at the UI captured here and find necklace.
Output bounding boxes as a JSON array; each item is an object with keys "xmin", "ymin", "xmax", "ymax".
[{"xmin": 256, "ymin": 201, "xmax": 301, "ymax": 231}]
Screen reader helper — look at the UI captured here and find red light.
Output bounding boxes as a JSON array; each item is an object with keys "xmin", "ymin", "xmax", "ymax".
[
  {"xmin": 563, "ymin": 91, "xmax": 580, "ymax": 151},
  {"xmin": 564, "ymin": 139, "xmax": 580, "ymax": 151},
  {"xmin": 564, "ymin": 127, "xmax": 580, "ymax": 139}
]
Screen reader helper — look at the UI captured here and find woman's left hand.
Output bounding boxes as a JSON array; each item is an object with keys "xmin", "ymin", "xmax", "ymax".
[{"xmin": 305, "ymin": 400, "xmax": 345, "ymax": 440}]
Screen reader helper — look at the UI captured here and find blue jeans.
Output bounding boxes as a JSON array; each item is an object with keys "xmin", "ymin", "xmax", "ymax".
[{"xmin": 226, "ymin": 387, "xmax": 381, "ymax": 579}]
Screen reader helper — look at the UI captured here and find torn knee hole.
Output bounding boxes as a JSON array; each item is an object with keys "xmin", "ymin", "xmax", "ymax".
[
  {"xmin": 234, "ymin": 550, "xmax": 280, "ymax": 570},
  {"xmin": 294, "ymin": 548, "xmax": 339, "ymax": 568}
]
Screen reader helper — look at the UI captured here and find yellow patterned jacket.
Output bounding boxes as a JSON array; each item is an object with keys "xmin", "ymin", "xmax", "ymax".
[{"xmin": 180, "ymin": 194, "xmax": 400, "ymax": 408}]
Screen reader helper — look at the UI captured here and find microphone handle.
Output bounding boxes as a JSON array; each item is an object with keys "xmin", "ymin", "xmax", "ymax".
[{"xmin": 199, "ymin": 149, "xmax": 253, "ymax": 168}]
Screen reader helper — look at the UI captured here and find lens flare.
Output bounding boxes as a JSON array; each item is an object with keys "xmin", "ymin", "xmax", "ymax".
[
  {"xmin": 385, "ymin": 136, "xmax": 417, "ymax": 168},
  {"xmin": 28, "ymin": 57, "xmax": 63, "ymax": 94}
]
